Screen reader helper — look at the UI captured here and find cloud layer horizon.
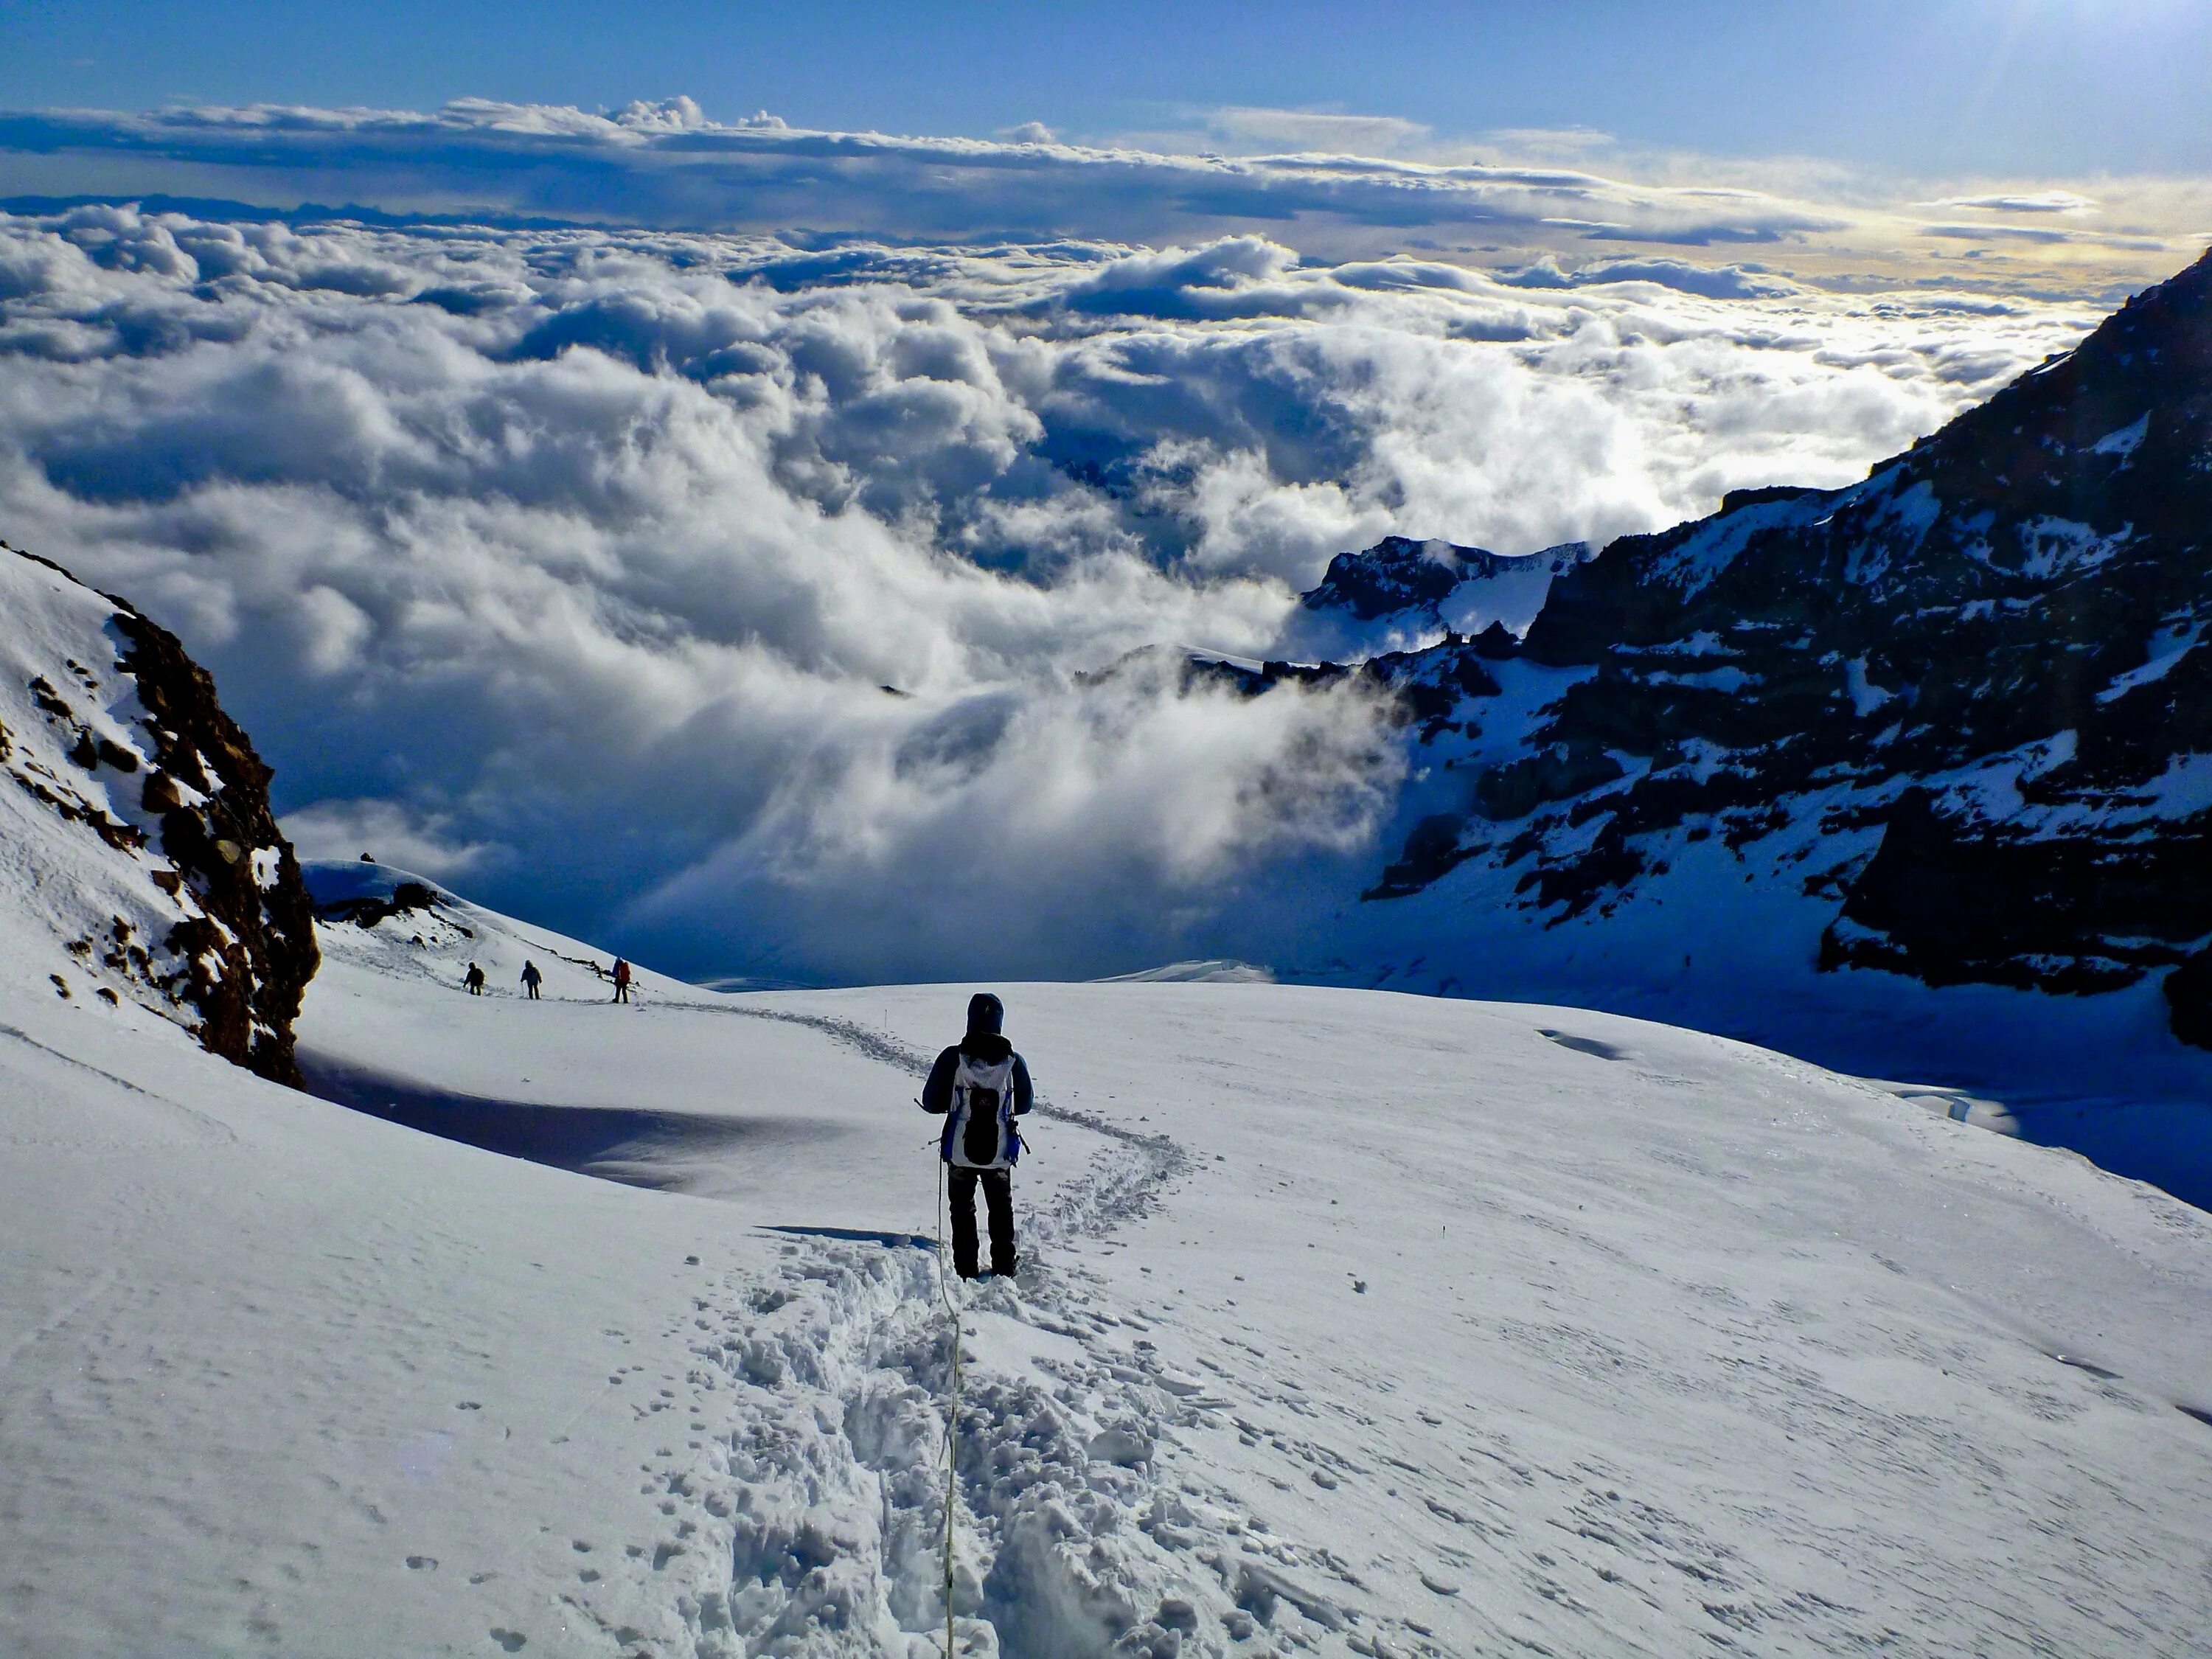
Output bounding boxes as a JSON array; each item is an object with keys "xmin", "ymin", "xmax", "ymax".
[
  {"xmin": 0, "ymin": 197, "xmax": 2106, "ymax": 980},
  {"xmin": 6, "ymin": 94, "xmax": 2203, "ymax": 299}
]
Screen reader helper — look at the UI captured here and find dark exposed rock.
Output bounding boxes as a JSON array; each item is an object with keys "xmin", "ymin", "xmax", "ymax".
[
  {"xmin": 1475, "ymin": 743, "xmax": 1625, "ymax": 823},
  {"xmin": 1719, "ymin": 483, "xmax": 1823, "ymax": 515},
  {"xmin": 2162, "ymin": 948, "xmax": 2212, "ymax": 1049},
  {"xmin": 1349, "ymin": 639, "xmax": 1504, "ymax": 741},
  {"xmin": 1365, "ymin": 813, "xmax": 1486, "ymax": 901},
  {"xmin": 1467, "ymin": 622, "xmax": 1519, "ymax": 661},
  {"xmin": 110, "ymin": 606, "xmax": 320, "ymax": 1085},
  {"xmin": 1818, "ymin": 790, "xmax": 2212, "ymax": 992},
  {"xmin": 1183, "ymin": 655, "xmax": 1356, "ymax": 698}
]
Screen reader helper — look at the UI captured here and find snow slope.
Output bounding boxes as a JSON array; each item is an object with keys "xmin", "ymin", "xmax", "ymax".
[{"xmin": 6, "ymin": 863, "xmax": 2211, "ymax": 1657}]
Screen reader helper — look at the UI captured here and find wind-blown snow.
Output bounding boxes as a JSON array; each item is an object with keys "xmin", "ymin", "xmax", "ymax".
[
  {"xmin": 0, "ymin": 203, "xmax": 2099, "ymax": 982},
  {"xmin": 4, "ymin": 868, "xmax": 2209, "ymax": 1656}
]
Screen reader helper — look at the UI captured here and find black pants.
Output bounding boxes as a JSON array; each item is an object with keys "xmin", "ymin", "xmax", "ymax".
[{"xmin": 948, "ymin": 1166, "xmax": 1016, "ymax": 1276}]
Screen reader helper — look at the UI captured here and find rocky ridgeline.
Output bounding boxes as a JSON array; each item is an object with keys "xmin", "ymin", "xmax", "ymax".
[
  {"xmin": 0, "ymin": 543, "xmax": 317, "ymax": 1082},
  {"xmin": 1313, "ymin": 247, "xmax": 2212, "ymax": 1047}
]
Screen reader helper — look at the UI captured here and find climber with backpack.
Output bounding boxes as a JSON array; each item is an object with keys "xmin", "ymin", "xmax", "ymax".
[{"xmin": 920, "ymin": 992, "xmax": 1033, "ymax": 1280}]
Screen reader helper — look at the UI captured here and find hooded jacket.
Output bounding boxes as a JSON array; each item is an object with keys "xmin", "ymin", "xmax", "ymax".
[{"xmin": 920, "ymin": 993, "xmax": 1034, "ymax": 1147}]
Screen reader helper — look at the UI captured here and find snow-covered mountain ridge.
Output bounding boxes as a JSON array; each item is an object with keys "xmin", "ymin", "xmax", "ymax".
[
  {"xmin": 0, "ymin": 540, "xmax": 316, "ymax": 1080},
  {"xmin": 1338, "ymin": 246, "xmax": 2212, "ymax": 1010},
  {"xmin": 1241, "ymin": 249, "xmax": 2212, "ymax": 1204}
]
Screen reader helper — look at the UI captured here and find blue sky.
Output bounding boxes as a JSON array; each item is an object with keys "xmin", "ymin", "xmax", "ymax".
[{"xmin": 9, "ymin": 0, "xmax": 2210, "ymax": 177}]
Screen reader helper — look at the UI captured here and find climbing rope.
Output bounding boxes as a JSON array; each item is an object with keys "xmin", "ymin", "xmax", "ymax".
[{"xmin": 935, "ymin": 1150, "xmax": 962, "ymax": 1658}]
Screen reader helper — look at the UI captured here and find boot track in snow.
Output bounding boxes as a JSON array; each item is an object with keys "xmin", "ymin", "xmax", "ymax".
[{"xmin": 617, "ymin": 1006, "xmax": 1393, "ymax": 1658}]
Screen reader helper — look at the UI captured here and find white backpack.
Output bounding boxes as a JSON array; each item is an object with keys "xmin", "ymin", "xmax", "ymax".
[{"xmin": 947, "ymin": 1051, "xmax": 1019, "ymax": 1169}]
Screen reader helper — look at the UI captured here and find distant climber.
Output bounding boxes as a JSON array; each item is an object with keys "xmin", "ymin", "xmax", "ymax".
[
  {"xmin": 463, "ymin": 961, "xmax": 485, "ymax": 995},
  {"xmin": 611, "ymin": 957, "xmax": 633, "ymax": 1004},
  {"xmin": 921, "ymin": 992, "xmax": 1032, "ymax": 1279},
  {"xmin": 521, "ymin": 960, "xmax": 543, "ymax": 1000}
]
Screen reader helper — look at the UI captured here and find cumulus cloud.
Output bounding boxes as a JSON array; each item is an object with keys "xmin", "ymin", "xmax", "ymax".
[{"xmin": 0, "ymin": 202, "xmax": 2104, "ymax": 979}]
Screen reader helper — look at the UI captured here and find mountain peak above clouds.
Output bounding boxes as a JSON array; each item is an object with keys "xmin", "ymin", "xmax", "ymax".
[{"xmin": 0, "ymin": 542, "xmax": 316, "ymax": 1081}]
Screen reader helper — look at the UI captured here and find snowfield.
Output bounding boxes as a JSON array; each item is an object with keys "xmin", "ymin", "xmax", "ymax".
[{"xmin": 4, "ymin": 869, "xmax": 2211, "ymax": 1656}]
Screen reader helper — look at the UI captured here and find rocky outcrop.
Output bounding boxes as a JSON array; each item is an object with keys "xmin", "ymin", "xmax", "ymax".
[
  {"xmin": 1322, "ymin": 247, "xmax": 2212, "ymax": 1048},
  {"xmin": 114, "ymin": 605, "xmax": 320, "ymax": 1081},
  {"xmin": 1, "ymin": 542, "xmax": 318, "ymax": 1082}
]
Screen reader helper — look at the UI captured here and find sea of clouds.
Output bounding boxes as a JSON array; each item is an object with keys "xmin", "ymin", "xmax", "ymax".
[{"xmin": 0, "ymin": 200, "xmax": 2102, "ymax": 980}]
